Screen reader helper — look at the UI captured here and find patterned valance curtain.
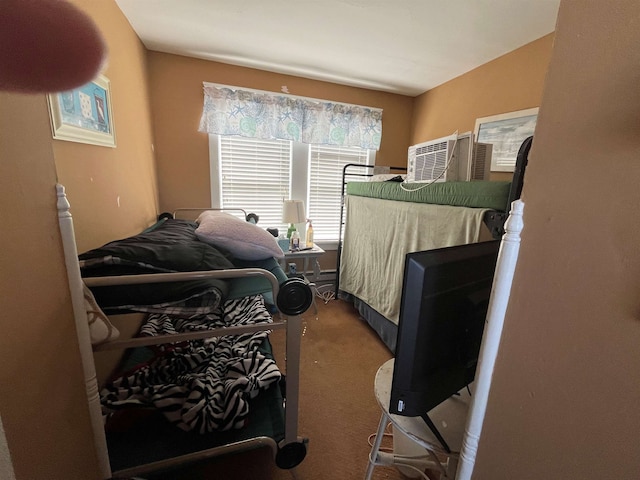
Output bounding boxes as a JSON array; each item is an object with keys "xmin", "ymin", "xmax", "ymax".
[{"xmin": 198, "ymin": 83, "xmax": 383, "ymax": 150}]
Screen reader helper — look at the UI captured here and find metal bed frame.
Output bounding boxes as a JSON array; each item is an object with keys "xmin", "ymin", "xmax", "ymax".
[
  {"xmin": 57, "ymin": 188, "xmax": 312, "ymax": 479},
  {"xmin": 334, "ymin": 136, "xmax": 531, "ymax": 298},
  {"xmin": 335, "ymin": 164, "xmax": 407, "ymax": 298}
]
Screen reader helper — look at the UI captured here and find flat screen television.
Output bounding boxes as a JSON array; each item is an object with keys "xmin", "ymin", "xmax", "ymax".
[{"xmin": 389, "ymin": 240, "xmax": 500, "ymax": 425}]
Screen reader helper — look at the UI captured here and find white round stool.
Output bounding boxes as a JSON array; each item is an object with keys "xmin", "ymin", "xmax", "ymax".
[{"xmin": 365, "ymin": 359, "xmax": 471, "ymax": 480}]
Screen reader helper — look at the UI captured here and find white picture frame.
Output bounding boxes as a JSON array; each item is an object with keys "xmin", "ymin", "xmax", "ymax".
[
  {"xmin": 474, "ymin": 107, "xmax": 538, "ymax": 172},
  {"xmin": 47, "ymin": 74, "xmax": 116, "ymax": 147}
]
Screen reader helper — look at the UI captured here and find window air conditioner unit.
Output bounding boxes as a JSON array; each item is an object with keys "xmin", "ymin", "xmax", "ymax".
[
  {"xmin": 470, "ymin": 142, "xmax": 493, "ymax": 180},
  {"xmin": 407, "ymin": 133, "xmax": 474, "ymax": 182}
]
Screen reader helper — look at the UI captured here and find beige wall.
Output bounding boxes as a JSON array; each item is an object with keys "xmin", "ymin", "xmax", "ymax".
[
  {"xmin": 0, "ymin": 1, "xmax": 158, "ymax": 478},
  {"xmin": 8, "ymin": 1, "xmax": 640, "ymax": 478},
  {"xmin": 411, "ymin": 34, "xmax": 554, "ymax": 181},
  {"xmin": 146, "ymin": 52, "xmax": 414, "ymax": 212},
  {"xmin": 474, "ymin": 1, "xmax": 640, "ymax": 478},
  {"xmin": 0, "ymin": 93, "xmax": 99, "ymax": 478},
  {"xmin": 54, "ymin": 0, "xmax": 159, "ymax": 254}
]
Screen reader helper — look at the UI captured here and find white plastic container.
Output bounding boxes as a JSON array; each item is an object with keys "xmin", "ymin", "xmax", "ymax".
[{"xmin": 291, "ymin": 230, "xmax": 300, "ymax": 251}]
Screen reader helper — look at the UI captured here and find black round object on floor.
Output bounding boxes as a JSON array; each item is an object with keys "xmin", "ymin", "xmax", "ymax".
[
  {"xmin": 275, "ymin": 440, "xmax": 307, "ymax": 469},
  {"xmin": 277, "ymin": 278, "xmax": 313, "ymax": 315}
]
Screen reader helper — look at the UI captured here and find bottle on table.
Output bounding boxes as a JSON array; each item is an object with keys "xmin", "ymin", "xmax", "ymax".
[
  {"xmin": 306, "ymin": 219, "xmax": 314, "ymax": 248},
  {"xmin": 291, "ymin": 230, "xmax": 300, "ymax": 251}
]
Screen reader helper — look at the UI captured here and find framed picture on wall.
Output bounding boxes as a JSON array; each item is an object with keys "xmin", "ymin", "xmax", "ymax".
[
  {"xmin": 47, "ymin": 74, "xmax": 116, "ymax": 147},
  {"xmin": 474, "ymin": 107, "xmax": 538, "ymax": 172}
]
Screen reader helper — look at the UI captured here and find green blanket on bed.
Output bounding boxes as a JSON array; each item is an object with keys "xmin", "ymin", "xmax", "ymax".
[
  {"xmin": 339, "ymin": 196, "xmax": 489, "ymax": 325},
  {"xmin": 346, "ymin": 180, "xmax": 511, "ymax": 211}
]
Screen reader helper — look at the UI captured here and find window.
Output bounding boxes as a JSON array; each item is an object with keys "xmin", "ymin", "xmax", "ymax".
[
  {"xmin": 209, "ymin": 135, "xmax": 373, "ymax": 247},
  {"xmin": 215, "ymin": 136, "xmax": 291, "ymax": 227},
  {"xmin": 308, "ymin": 145, "xmax": 370, "ymax": 242}
]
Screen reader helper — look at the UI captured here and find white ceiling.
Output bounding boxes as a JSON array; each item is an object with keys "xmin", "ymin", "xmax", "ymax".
[{"xmin": 116, "ymin": 0, "xmax": 560, "ymax": 97}]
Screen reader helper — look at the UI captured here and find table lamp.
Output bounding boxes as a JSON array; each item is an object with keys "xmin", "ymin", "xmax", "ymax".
[{"xmin": 283, "ymin": 200, "xmax": 306, "ymax": 239}]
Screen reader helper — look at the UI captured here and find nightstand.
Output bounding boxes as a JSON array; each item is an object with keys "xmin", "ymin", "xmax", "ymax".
[{"xmin": 280, "ymin": 244, "xmax": 325, "ymax": 283}]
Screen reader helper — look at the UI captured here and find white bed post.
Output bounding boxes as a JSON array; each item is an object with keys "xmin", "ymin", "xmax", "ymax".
[
  {"xmin": 456, "ymin": 199, "xmax": 524, "ymax": 480},
  {"xmin": 56, "ymin": 184, "xmax": 111, "ymax": 479}
]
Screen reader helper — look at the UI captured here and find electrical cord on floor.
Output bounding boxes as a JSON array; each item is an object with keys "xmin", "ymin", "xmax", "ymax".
[
  {"xmin": 367, "ymin": 421, "xmax": 395, "ymax": 453},
  {"xmin": 367, "ymin": 421, "xmax": 449, "ymax": 480},
  {"xmin": 314, "ymin": 283, "xmax": 335, "ymax": 304}
]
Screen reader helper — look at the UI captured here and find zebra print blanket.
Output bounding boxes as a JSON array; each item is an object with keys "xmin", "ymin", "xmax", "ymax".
[{"xmin": 100, "ymin": 294, "xmax": 281, "ymax": 433}]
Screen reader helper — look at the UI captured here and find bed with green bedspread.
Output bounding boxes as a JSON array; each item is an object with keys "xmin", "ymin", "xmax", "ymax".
[
  {"xmin": 346, "ymin": 180, "xmax": 512, "ymax": 212},
  {"xmin": 338, "ymin": 137, "xmax": 531, "ymax": 353},
  {"xmin": 338, "ymin": 192, "xmax": 493, "ymax": 352}
]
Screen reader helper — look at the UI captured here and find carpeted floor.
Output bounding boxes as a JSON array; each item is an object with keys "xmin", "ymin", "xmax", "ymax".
[{"xmin": 144, "ymin": 297, "xmax": 409, "ymax": 480}]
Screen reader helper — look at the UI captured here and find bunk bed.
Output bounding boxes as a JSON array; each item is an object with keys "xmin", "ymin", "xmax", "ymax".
[
  {"xmin": 57, "ymin": 188, "xmax": 313, "ymax": 479},
  {"xmin": 336, "ymin": 137, "xmax": 531, "ymax": 352}
]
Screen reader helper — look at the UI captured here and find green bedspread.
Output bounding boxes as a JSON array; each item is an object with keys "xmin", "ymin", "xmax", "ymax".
[
  {"xmin": 346, "ymin": 180, "xmax": 511, "ymax": 212},
  {"xmin": 339, "ymin": 196, "xmax": 489, "ymax": 325}
]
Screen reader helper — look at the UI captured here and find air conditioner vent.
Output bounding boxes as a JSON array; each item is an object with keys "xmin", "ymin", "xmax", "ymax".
[
  {"xmin": 415, "ymin": 140, "xmax": 448, "ymax": 156},
  {"xmin": 471, "ymin": 143, "xmax": 493, "ymax": 180},
  {"xmin": 407, "ymin": 133, "xmax": 473, "ymax": 183}
]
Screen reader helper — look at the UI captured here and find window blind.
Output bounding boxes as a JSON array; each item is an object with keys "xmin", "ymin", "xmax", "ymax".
[
  {"xmin": 219, "ymin": 136, "xmax": 292, "ymax": 230},
  {"xmin": 308, "ymin": 145, "xmax": 370, "ymax": 242}
]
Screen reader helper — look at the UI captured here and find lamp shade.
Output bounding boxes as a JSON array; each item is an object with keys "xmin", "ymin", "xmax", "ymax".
[{"xmin": 283, "ymin": 200, "xmax": 306, "ymax": 224}]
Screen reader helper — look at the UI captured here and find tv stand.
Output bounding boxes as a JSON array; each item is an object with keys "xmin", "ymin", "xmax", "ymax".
[{"xmin": 365, "ymin": 359, "xmax": 471, "ymax": 480}]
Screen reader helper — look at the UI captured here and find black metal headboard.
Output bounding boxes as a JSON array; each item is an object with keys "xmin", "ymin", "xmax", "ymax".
[
  {"xmin": 508, "ymin": 135, "xmax": 532, "ymax": 206},
  {"xmin": 483, "ymin": 135, "xmax": 532, "ymax": 239}
]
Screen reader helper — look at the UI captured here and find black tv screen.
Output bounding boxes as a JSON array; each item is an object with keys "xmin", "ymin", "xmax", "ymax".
[{"xmin": 389, "ymin": 240, "xmax": 500, "ymax": 417}]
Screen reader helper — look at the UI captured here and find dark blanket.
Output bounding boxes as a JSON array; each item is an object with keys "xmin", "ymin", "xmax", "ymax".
[{"xmin": 79, "ymin": 219, "xmax": 235, "ymax": 312}]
